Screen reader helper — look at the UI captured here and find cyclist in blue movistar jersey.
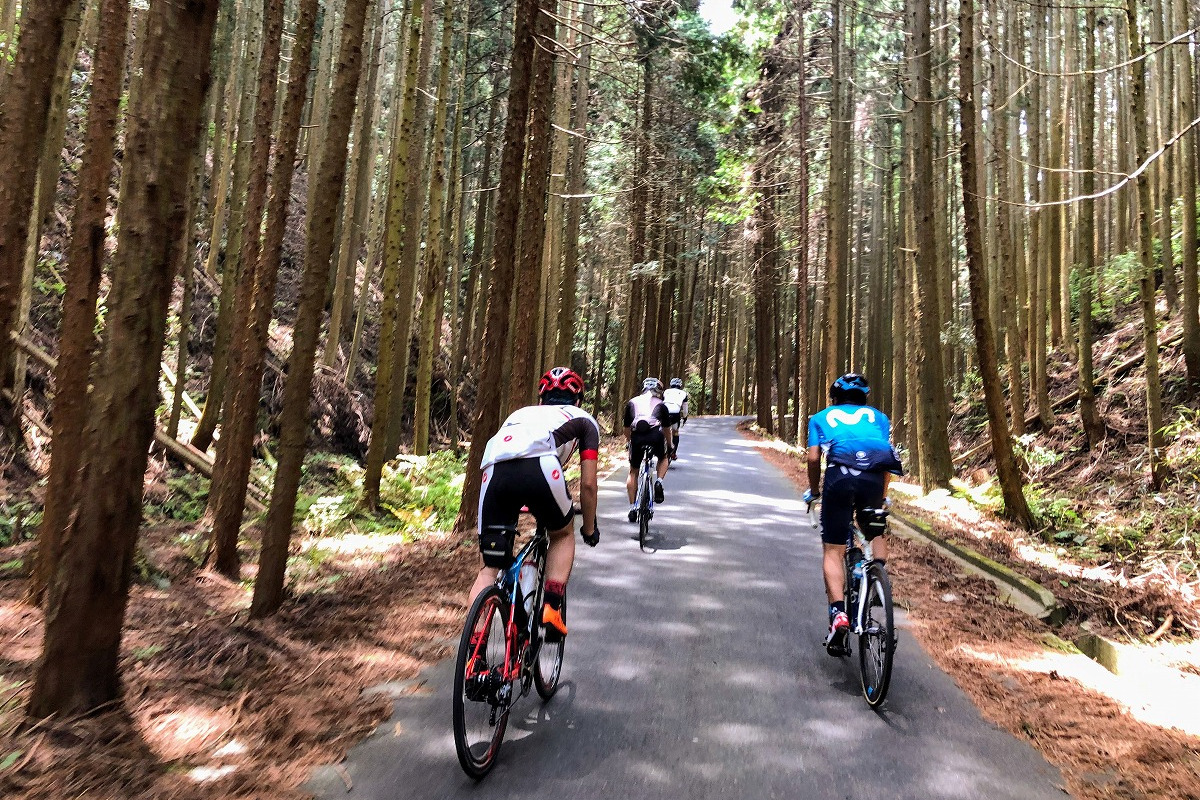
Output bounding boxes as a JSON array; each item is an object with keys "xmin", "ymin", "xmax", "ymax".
[{"xmin": 802, "ymin": 373, "xmax": 903, "ymax": 655}]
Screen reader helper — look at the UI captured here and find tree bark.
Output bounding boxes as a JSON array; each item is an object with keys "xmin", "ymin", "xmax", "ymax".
[
  {"xmin": 13, "ymin": 1, "xmax": 86, "ymax": 406},
  {"xmin": 959, "ymin": 0, "xmax": 1036, "ymax": 528},
  {"xmin": 248, "ymin": 0, "xmax": 329, "ymax": 617},
  {"xmin": 0, "ymin": 0, "xmax": 76, "ymax": 423},
  {"xmin": 1078, "ymin": 6, "xmax": 1106, "ymax": 447},
  {"xmin": 414, "ymin": 0, "xmax": 458, "ymax": 456},
  {"xmin": 453, "ymin": 0, "xmax": 539, "ymax": 533},
  {"xmin": 381, "ymin": 0, "xmax": 437, "ymax": 456},
  {"xmin": 28, "ymin": 0, "xmax": 220, "ymax": 717},
  {"xmin": 323, "ymin": 7, "xmax": 383, "ymax": 368},
  {"xmin": 1176, "ymin": 0, "xmax": 1200, "ymax": 388},
  {"xmin": 910, "ymin": 0, "xmax": 953, "ymax": 489},
  {"xmin": 191, "ymin": 0, "xmax": 265, "ymax": 452},
  {"xmin": 252, "ymin": 0, "xmax": 371, "ymax": 617},
  {"xmin": 205, "ymin": 0, "xmax": 288, "ymax": 579},
  {"xmin": 1126, "ymin": 0, "xmax": 1168, "ymax": 489},
  {"xmin": 506, "ymin": 0, "xmax": 559, "ymax": 410},
  {"xmin": 28, "ymin": 0, "xmax": 131, "ymax": 605},
  {"xmin": 822, "ymin": 0, "xmax": 848, "ymax": 387},
  {"xmin": 363, "ymin": 0, "xmax": 430, "ymax": 506},
  {"xmin": 554, "ymin": 0, "xmax": 592, "ymax": 365}
]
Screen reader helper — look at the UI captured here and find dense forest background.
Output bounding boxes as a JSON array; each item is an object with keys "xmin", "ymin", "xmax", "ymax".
[{"xmin": 0, "ymin": 0, "xmax": 1198, "ymax": 759}]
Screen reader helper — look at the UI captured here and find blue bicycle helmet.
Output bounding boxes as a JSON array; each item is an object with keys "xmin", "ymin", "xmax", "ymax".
[{"xmin": 830, "ymin": 373, "xmax": 869, "ymax": 403}]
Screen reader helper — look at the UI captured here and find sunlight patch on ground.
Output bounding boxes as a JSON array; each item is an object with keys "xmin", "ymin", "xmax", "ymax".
[
  {"xmin": 301, "ymin": 532, "xmax": 409, "ymax": 557},
  {"xmin": 629, "ymin": 759, "xmax": 674, "ymax": 783},
  {"xmin": 892, "ymin": 480, "xmax": 1159, "ymax": 589},
  {"xmin": 0, "ymin": 600, "xmax": 35, "ymax": 628},
  {"xmin": 956, "ymin": 642, "xmax": 1200, "ymax": 736},
  {"xmin": 743, "ymin": 433, "xmax": 804, "ymax": 455},
  {"xmin": 211, "ymin": 739, "xmax": 248, "ymax": 757},
  {"xmin": 142, "ymin": 706, "xmax": 232, "ymax": 760},
  {"xmin": 711, "ymin": 722, "xmax": 767, "ymax": 745},
  {"xmin": 187, "ymin": 764, "xmax": 237, "ymax": 782}
]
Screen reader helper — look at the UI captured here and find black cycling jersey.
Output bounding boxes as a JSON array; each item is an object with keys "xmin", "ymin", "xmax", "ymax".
[{"xmin": 624, "ymin": 393, "xmax": 671, "ymax": 433}]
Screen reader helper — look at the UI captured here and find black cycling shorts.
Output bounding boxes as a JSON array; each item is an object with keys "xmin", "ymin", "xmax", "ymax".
[
  {"xmin": 477, "ymin": 456, "xmax": 574, "ymax": 567},
  {"xmin": 819, "ymin": 466, "xmax": 886, "ymax": 546},
  {"xmin": 666, "ymin": 411, "xmax": 682, "ymax": 429},
  {"xmin": 629, "ymin": 428, "xmax": 665, "ymax": 470}
]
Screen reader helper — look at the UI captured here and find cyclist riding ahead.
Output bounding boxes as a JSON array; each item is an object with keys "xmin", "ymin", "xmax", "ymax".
[
  {"xmin": 662, "ymin": 377, "xmax": 689, "ymax": 459},
  {"xmin": 466, "ymin": 367, "xmax": 600, "ymax": 641},
  {"xmin": 624, "ymin": 377, "xmax": 672, "ymax": 522},
  {"xmin": 802, "ymin": 373, "xmax": 903, "ymax": 656}
]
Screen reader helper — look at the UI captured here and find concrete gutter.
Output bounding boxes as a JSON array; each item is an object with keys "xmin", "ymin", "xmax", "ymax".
[
  {"xmin": 890, "ymin": 512, "xmax": 1065, "ymax": 625},
  {"xmin": 889, "ymin": 511, "xmax": 1200, "ymax": 699}
]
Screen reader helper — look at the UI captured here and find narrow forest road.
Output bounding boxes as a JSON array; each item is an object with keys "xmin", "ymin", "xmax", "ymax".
[{"xmin": 307, "ymin": 417, "xmax": 1067, "ymax": 799}]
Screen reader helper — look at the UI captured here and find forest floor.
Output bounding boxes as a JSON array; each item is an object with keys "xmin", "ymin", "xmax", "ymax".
[{"xmin": 0, "ymin": 438, "xmax": 625, "ymax": 800}]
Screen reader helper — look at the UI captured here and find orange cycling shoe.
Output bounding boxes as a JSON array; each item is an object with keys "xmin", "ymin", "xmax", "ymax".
[{"xmin": 541, "ymin": 604, "xmax": 567, "ymax": 641}]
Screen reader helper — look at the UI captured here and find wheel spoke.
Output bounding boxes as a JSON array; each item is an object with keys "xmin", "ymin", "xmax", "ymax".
[{"xmin": 453, "ymin": 587, "xmax": 513, "ymax": 778}]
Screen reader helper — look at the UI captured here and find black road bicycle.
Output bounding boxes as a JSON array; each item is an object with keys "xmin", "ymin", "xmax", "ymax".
[
  {"xmin": 634, "ymin": 444, "xmax": 656, "ymax": 551},
  {"xmin": 452, "ymin": 517, "xmax": 564, "ymax": 779},
  {"xmin": 809, "ymin": 499, "xmax": 896, "ymax": 708}
]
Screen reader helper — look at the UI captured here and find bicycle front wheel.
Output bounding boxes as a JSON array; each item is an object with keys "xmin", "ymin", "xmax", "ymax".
[
  {"xmin": 453, "ymin": 586, "xmax": 511, "ymax": 779},
  {"xmin": 533, "ymin": 596, "xmax": 565, "ymax": 699},
  {"xmin": 857, "ymin": 562, "xmax": 895, "ymax": 708}
]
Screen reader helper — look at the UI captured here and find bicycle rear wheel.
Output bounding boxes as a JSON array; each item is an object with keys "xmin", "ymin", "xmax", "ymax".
[
  {"xmin": 452, "ymin": 586, "xmax": 511, "ymax": 779},
  {"xmin": 857, "ymin": 562, "xmax": 895, "ymax": 707},
  {"xmin": 533, "ymin": 596, "xmax": 565, "ymax": 699},
  {"xmin": 638, "ymin": 469, "xmax": 652, "ymax": 551}
]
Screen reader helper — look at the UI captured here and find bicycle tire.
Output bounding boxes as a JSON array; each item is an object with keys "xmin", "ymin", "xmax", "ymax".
[
  {"xmin": 533, "ymin": 595, "xmax": 565, "ymax": 699},
  {"xmin": 857, "ymin": 562, "xmax": 895, "ymax": 708},
  {"xmin": 638, "ymin": 467, "xmax": 652, "ymax": 551},
  {"xmin": 452, "ymin": 586, "xmax": 511, "ymax": 779}
]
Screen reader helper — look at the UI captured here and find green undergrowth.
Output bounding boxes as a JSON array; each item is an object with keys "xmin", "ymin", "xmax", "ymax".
[
  {"xmin": 296, "ymin": 450, "xmax": 466, "ymax": 538},
  {"xmin": 951, "ymin": 420, "xmax": 1200, "ymax": 574},
  {"xmin": 0, "ymin": 498, "xmax": 41, "ymax": 547}
]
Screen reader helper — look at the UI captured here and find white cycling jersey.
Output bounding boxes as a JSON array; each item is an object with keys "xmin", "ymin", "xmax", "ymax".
[
  {"xmin": 480, "ymin": 404, "xmax": 601, "ymax": 470},
  {"xmin": 663, "ymin": 387, "xmax": 689, "ymax": 417}
]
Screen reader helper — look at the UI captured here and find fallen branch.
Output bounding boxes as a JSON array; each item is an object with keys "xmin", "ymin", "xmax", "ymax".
[
  {"xmin": 160, "ymin": 361, "xmax": 203, "ymax": 420},
  {"xmin": 8, "ymin": 330, "xmax": 267, "ymax": 514}
]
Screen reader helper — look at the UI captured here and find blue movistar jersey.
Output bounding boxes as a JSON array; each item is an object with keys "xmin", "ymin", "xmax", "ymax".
[{"xmin": 807, "ymin": 404, "xmax": 903, "ymax": 474}]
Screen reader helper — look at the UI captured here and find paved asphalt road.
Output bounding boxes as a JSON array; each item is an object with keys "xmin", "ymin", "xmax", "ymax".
[{"xmin": 308, "ymin": 416, "xmax": 1067, "ymax": 799}]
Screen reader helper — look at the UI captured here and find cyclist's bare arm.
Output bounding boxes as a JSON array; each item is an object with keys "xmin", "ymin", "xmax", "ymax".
[
  {"xmin": 623, "ymin": 426, "xmax": 631, "ymax": 441},
  {"xmin": 807, "ymin": 445, "xmax": 822, "ymax": 494},
  {"xmin": 579, "ymin": 459, "xmax": 598, "ymax": 535}
]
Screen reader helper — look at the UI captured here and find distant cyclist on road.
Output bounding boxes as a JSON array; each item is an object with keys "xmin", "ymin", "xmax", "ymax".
[
  {"xmin": 467, "ymin": 367, "xmax": 600, "ymax": 641},
  {"xmin": 663, "ymin": 377, "xmax": 689, "ymax": 459},
  {"xmin": 802, "ymin": 373, "xmax": 903, "ymax": 655},
  {"xmin": 624, "ymin": 377, "xmax": 672, "ymax": 522}
]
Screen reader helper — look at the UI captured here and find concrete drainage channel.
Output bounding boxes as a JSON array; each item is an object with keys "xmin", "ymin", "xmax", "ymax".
[{"xmin": 889, "ymin": 512, "xmax": 1179, "ymax": 685}]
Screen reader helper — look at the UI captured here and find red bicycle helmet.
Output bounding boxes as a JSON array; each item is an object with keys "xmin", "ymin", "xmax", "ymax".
[{"xmin": 538, "ymin": 366, "xmax": 585, "ymax": 399}]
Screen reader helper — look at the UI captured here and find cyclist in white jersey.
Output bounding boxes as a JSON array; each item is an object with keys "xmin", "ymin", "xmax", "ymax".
[
  {"xmin": 467, "ymin": 367, "xmax": 600, "ymax": 640},
  {"xmin": 662, "ymin": 378, "xmax": 689, "ymax": 459},
  {"xmin": 623, "ymin": 377, "xmax": 672, "ymax": 521}
]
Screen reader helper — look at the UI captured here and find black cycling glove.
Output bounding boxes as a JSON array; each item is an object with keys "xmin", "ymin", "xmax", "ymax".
[{"xmin": 582, "ymin": 526, "xmax": 600, "ymax": 547}]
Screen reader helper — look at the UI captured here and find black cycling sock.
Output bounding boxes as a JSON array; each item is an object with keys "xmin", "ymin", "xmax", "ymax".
[
  {"xmin": 544, "ymin": 580, "xmax": 565, "ymax": 611},
  {"xmin": 829, "ymin": 601, "xmax": 845, "ymax": 617}
]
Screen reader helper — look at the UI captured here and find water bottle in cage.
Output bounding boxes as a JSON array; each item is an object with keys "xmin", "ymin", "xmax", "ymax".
[{"xmin": 519, "ymin": 560, "xmax": 538, "ymax": 625}]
